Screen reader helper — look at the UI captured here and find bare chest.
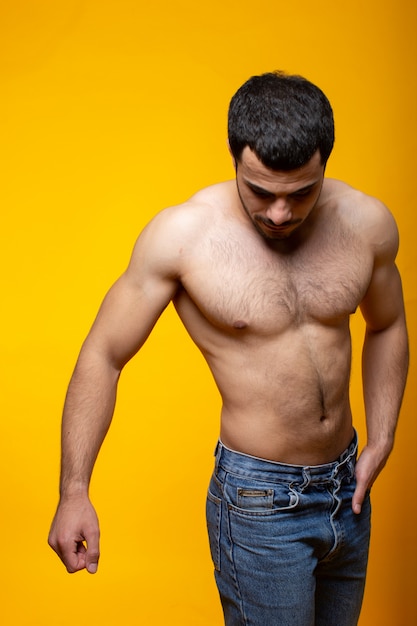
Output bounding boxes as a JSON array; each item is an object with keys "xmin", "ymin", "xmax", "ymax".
[{"xmin": 180, "ymin": 228, "xmax": 373, "ymax": 333}]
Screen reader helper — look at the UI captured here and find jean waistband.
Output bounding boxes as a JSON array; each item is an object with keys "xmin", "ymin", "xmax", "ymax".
[{"xmin": 214, "ymin": 431, "xmax": 357, "ymax": 483}]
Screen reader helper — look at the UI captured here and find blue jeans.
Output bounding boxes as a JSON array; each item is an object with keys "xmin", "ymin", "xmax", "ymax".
[{"xmin": 206, "ymin": 434, "xmax": 371, "ymax": 626}]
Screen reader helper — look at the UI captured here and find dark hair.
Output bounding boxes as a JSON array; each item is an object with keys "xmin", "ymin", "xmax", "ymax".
[{"xmin": 228, "ymin": 71, "xmax": 335, "ymax": 170}]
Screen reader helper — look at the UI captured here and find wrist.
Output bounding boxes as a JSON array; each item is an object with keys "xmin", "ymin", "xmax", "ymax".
[
  {"xmin": 59, "ymin": 479, "xmax": 90, "ymax": 499},
  {"xmin": 365, "ymin": 436, "xmax": 394, "ymax": 464}
]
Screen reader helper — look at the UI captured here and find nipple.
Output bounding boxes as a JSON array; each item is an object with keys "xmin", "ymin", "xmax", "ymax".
[{"xmin": 233, "ymin": 320, "xmax": 248, "ymax": 330}]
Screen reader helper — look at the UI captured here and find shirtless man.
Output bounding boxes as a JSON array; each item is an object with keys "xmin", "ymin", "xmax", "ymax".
[{"xmin": 48, "ymin": 72, "xmax": 409, "ymax": 625}]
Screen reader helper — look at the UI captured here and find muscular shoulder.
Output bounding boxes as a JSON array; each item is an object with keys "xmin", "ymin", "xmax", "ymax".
[
  {"xmin": 128, "ymin": 181, "xmax": 233, "ymax": 280},
  {"xmin": 324, "ymin": 179, "xmax": 399, "ymax": 263}
]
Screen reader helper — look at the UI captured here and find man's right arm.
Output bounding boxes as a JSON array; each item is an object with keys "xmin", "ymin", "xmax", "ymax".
[{"xmin": 48, "ymin": 210, "xmax": 182, "ymax": 573}]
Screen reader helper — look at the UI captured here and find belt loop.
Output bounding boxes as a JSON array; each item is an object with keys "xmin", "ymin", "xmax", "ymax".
[{"xmin": 302, "ymin": 466, "xmax": 311, "ymax": 487}]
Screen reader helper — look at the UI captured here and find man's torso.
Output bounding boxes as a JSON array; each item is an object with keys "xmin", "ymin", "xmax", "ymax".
[{"xmin": 162, "ymin": 179, "xmax": 375, "ymax": 463}]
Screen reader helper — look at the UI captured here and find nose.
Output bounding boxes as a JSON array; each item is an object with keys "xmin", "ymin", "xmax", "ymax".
[{"xmin": 265, "ymin": 198, "xmax": 292, "ymax": 225}]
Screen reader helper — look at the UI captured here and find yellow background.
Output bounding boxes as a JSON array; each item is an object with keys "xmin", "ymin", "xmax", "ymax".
[{"xmin": 1, "ymin": 1, "xmax": 416, "ymax": 624}]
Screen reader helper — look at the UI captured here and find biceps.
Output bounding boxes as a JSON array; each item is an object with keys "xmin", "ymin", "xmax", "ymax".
[
  {"xmin": 360, "ymin": 263, "xmax": 405, "ymax": 332},
  {"xmin": 85, "ymin": 272, "xmax": 178, "ymax": 368}
]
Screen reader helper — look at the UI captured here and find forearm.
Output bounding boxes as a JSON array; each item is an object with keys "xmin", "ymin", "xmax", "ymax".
[
  {"xmin": 59, "ymin": 344, "xmax": 121, "ymax": 498},
  {"xmin": 350, "ymin": 317, "xmax": 408, "ymax": 514},
  {"xmin": 362, "ymin": 317, "xmax": 409, "ymax": 454}
]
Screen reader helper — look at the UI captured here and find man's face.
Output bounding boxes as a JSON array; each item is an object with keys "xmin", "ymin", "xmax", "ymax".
[{"xmin": 235, "ymin": 147, "xmax": 325, "ymax": 240}]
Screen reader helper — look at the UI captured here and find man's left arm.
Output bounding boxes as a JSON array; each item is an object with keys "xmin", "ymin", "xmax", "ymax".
[{"xmin": 353, "ymin": 203, "xmax": 409, "ymax": 514}]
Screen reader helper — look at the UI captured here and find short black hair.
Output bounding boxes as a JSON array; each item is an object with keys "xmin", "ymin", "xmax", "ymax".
[{"xmin": 228, "ymin": 71, "xmax": 335, "ymax": 170}]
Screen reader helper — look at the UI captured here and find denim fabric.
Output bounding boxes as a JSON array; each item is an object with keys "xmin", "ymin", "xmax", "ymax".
[{"xmin": 206, "ymin": 434, "xmax": 371, "ymax": 626}]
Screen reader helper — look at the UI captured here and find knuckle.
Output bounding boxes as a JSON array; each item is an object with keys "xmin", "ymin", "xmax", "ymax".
[{"xmin": 88, "ymin": 549, "xmax": 100, "ymax": 560}]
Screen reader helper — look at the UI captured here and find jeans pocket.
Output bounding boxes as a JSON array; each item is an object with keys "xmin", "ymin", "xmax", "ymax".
[
  {"xmin": 237, "ymin": 488, "xmax": 274, "ymax": 510},
  {"xmin": 206, "ymin": 490, "xmax": 222, "ymax": 571},
  {"xmin": 224, "ymin": 474, "xmax": 299, "ymax": 515}
]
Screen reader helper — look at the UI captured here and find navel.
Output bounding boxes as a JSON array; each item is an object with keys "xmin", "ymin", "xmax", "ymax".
[{"xmin": 233, "ymin": 319, "xmax": 248, "ymax": 330}]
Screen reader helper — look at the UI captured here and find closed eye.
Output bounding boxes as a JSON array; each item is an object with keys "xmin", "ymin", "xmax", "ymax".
[
  {"xmin": 245, "ymin": 182, "xmax": 274, "ymax": 199},
  {"xmin": 253, "ymin": 189, "xmax": 274, "ymax": 199},
  {"xmin": 290, "ymin": 184, "xmax": 317, "ymax": 199},
  {"xmin": 291, "ymin": 189, "xmax": 312, "ymax": 199}
]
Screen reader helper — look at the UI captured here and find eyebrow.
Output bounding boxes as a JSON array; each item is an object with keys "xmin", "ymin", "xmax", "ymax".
[
  {"xmin": 244, "ymin": 181, "xmax": 275, "ymax": 196},
  {"xmin": 244, "ymin": 179, "xmax": 319, "ymax": 196}
]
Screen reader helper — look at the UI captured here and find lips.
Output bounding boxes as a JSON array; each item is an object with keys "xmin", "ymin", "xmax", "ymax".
[
  {"xmin": 258, "ymin": 219, "xmax": 294, "ymax": 231},
  {"xmin": 265, "ymin": 223, "xmax": 292, "ymax": 230}
]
